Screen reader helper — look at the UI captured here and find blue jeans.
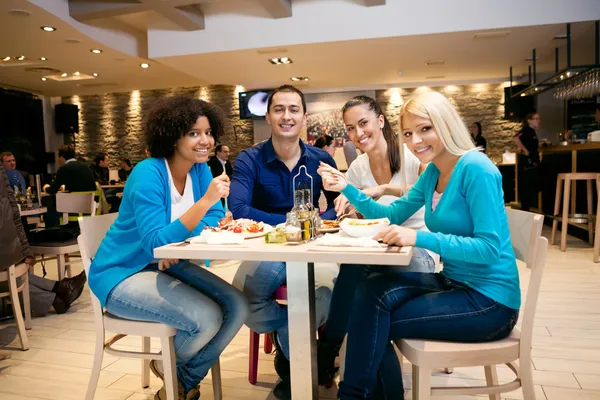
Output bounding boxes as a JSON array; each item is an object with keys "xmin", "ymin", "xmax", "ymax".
[
  {"xmin": 105, "ymin": 261, "xmax": 248, "ymax": 393},
  {"xmin": 338, "ymin": 272, "xmax": 519, "ymax": 400},
  {"xmin": 232, "ymin": 261, "xmax": 337, "ymax": 359}
]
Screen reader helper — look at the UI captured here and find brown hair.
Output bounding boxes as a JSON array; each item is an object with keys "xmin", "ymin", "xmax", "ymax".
[
  {"xmin": 341, "ymin": 96, "xmax": 400, "ymax": 175},
  {"xmin": 522, "ymin": 112, "xmax": 539, "ymax": 129},
  {"xmin": 267, "ymin": 85, "xmax": 307, "ymax": 114}
]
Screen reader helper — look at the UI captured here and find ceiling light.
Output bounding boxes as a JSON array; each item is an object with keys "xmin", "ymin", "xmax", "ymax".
[
  {"xmin": 17, "ymin": 55, "xmax": 25, "ymax": 61},
  {"xmin": 9, "ymin": 9, "xmax": 31, "ymax": 17},
  {"xmin": 41, "ymin": 26, "xmax": 56, "ymax": 32},
  {"xmin": 2, "ymin": 56, "xmax": 10, "ymax": 61},
  {"xmin": 74, "ymin": 71, "xmax": 80, "ymax": 76},
  {"xmin": 554, "ymin": 34, "xmax": 568, "ymax": 40},
  {"xmin": 269, "ymin": 57, "xmax": 293, "ymax": 65},
  {"xmin": 41, "ymin": 77, "xmax": 47, "ymax": 81},
  {"xmin": 425, "ymin": 59, "xmax": 446, "ymax": 66},
  {"xmin": 40, "ymin": 57, "xmax": 47, "ymax": 61},
  {"xmin": 290, "ymin": 76, "xmax": 309, "ymax": 82},
  {"xmin": 92, "ymin": 73, "xmax": 98, "ymax": 77},
  {"xmin": 520, "ymin": 93, "xmax": 526, "ymax": 97},
  {"xmin": 91, "ymin": 49, "xmax": 102, "ymax": 54},
  {"xmin": 61, "ymin": 73, "xmax": 67, "ymax": 77},
  {"xmin": 140, "ymin": 63, "xmax": 149, "ymax": 68},
  {"xmin": 397, "ymin": 71, "xmax": 404, "ymax": 77}
]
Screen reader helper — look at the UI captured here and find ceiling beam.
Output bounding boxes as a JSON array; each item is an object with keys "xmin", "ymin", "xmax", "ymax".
[
  {"xmin": 69, "ymin": 1, "xmax": 148, "ymax": 21},
  {"xmin": 138, "ymin": 0, "xmax": 205, "ymax": 30},
  {"xmin": 257, "ymin": 0, "xmax": 292, "ymax": 19},
  {"xmin": 364, "ymin": 0, "xmax": 386, "ymax": 6}
]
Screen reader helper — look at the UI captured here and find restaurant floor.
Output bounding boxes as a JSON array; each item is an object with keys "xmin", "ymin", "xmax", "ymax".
[{"xmin": 1, "ymin": 227, "xmax": 600, "ymax": 400}]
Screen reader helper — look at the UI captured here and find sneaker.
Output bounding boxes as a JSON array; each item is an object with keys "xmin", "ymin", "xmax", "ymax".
[
  {"xmin": 272, "ymin": 378, "xmax": 291, "ymax": 400},
  {"xmin": 154, "ymin": 385, "xmax": 199, "ymax": 400},
  {"xmin": 317, "ymin": 339, "xmax": 341, "ymax": 385},
  {"xmin": 269, "ymin": 331, "xmax": 292, "ymax": 400}
]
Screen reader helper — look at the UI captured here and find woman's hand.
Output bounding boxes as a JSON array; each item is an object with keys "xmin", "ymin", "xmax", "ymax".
[
  {"xmin": 362, "ymin": 185, "xmax": 387, "ymax": 201},
  {"xmin": 373, "ymin": 225, "xmax": 417, "ymax": 247},
  {"xmin": 158, "ymin": 258, "xmax": 179, "ymax": 271},
  {"xmin": 204, "ymin": 172, "xmax": 230, "ymax": 205},
  {"xmin": 317, "ymin": 162, "xmax": 347, "ymax": 192}
]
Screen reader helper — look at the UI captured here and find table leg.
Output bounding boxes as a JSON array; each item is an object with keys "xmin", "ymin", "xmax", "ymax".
[{"xmin": 286, "ymin": 261, "xmax": 318, "ymax": 400}]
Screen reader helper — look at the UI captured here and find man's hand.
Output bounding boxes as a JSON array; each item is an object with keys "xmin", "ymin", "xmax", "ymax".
[
  {"xmin": 373, "ymin": 225, "xmax": 417, "ymax": 247},
  {"xmin": 158, "ymin": 259, "xmax": 179, "ymax": 271}
]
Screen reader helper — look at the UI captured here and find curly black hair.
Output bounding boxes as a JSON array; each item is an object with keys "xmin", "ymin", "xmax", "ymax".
[{"xmin": 145, "ymin": 96, "xmax": 225, "ymax": 159}]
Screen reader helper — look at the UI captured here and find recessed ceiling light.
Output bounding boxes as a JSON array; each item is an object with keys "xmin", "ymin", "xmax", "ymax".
[
  {"xmin": 92, "ymin": 73, "xmax": 98, "ymax": 77},
  {"xmin": 74, "ymin": 71, "xmax": 80, "ymax": 76},
  {"xmin": 41, "ymin": 77, "xmax": 47, "ymax": 81},
  {"xmin": 9, "ymin": 9, "xmax": 31, "ymax": 17},
  {"xmin": 91, "ymin": 49, "xmax": 102, "ymax": 54},
  {"xmin": 525, "ymin": 57, "xmax": 539, "ymax": 61},
  {"xmin": 40, "ymin": 57, "xmax": 47, "ymax": 61},
  {"xmin": 65, "ymin": 38, "xmax": 80, "ymax": 44},
  {"xmin": 140, "ymin": 63, "xmax": 149, "ymax": 68},
  {"xmin": 290, "ymin": 76, "xmax": 309, "ymax": 82},
  {"xmin": 554, "ymin": 34, "xmax": 568, "ymax": 40},
  {"xmin": 425, "ymin": 60, "xmax": 446, "ymax": 66},
  {"xmin": 2, "ymin": 56, "xmax": 10, "ymax": 61},
  {"xmin": 41, "ymin": 26, "xmax": 56, "ymax": 32},
  {"xmin": 17, "ymin": 55, "xmax": 25, "ymax": 61},
  {"xmin": 61, "ymin": 73, "xmax": 67, "ymax": 77},
  {"xmin": 269, "ymin": 57, "xmax": 293, "ymax": 65}
]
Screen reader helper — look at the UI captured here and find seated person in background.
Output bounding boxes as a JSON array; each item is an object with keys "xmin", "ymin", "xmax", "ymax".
[
  {"xmin": 118, "ymin": 158, "xmax": 133, "ymax": 182},
  {"xmin": 43, "ymin": 145, "xmax": 97, "ymax": 226},
  {"xmin": 88, "ymin": 96, "xmax": 248, "ymax": 400},
  {"xmin": 0, "ymin": 165, "xmax": 86, "ymax": 317},
  {"xmin": 207, "ymin": 144, "xmax": 233, "ymax": 178},
  {"xmin": 314, "ymin": 135, "xmax": 336, "ymax": 157},
  {"xmin": 91, "ymin": 152, "xmax": 110, "ymax": 185},
  {"xmin": 229, "ymin": 85, "xmax": 339, "ymax": 399},
  {"xmin": 1, "ymin": 152, "xmax": 27, "ymax": 193},
  {"xmin": 343, "ymin": 140, "xmax": 359, "ymax": 168}
]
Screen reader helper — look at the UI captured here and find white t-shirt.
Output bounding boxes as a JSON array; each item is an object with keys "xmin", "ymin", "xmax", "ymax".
[
  {"xmin": 165, "ymin": 159, "xmax": 195, "ymax": 223},
  {"xmin": 345, "ymin": 144, "xmax": 439, "ymax": 265}
]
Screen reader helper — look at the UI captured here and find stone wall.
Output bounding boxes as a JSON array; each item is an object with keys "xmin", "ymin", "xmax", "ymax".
[
  {"xmin": 62, "ymin": 85, "xmax": 253, "ymax": 168},
  {"xmin": 376, "ymin": 83, "xmax": 522, "ymax": 162}
]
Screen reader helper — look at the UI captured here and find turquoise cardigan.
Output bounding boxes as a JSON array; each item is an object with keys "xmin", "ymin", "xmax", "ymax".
[
  {"xmin": 89, "ymin": 157, "xmax": 224, "ymax": 308},
  {"xmin": 342, "ymin": 150, "xmax": 521, "ymax": 310}
]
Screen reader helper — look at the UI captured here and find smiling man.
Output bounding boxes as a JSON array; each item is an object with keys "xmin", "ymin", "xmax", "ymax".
[{"xmin": 229, "ymin": 85, "xmax": 339, "ymax": 399}]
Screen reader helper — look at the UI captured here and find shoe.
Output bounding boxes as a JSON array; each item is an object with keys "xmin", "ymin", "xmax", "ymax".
[
  {"xmin": 55, "ymin": 271, "xmax": 87, "ymax": 306},
  {"xmin": 272, "ymin": 378, "xmax": 291, "ymax": 400},
  {"xmin": 317, "ymin": 339, "xmax": 341, "ymax": 385},
  {"xmin": 269, "ymin": 331, "xmax": 290, "ymax": 380},
  {"xmin": 154, "ymin": 384, "xmax": 199, "ymax": 400},
  {"xmin": 52, "ymin": 296, "xmax": 69, "ymax": 314}
]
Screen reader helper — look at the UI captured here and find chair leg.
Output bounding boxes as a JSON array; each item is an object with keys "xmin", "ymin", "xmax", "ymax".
[
  {"xmin": 248, "ymin": 330, "xmax": 260, "ymax": 384},
  {"xmin": 263, "ymin": 332, "xmax": 272, "ymax": 354},
  {"xmin": 412, "ymin": 364, "xmax": 431, "ymax": 400},
  {"xmin": 57, "ymin": 254, "xmax": 66, "ymax": 281},
  {"xmin": 520, "ymin": 359, "xmax": 536, "ymax": 400},
  {"xmin": 594, "ymin": 179, "xmax": 600, "ymax": 263},
  {"xmin": 445, "ymin": 368, "xmax": 453, "ymax": 374},
  {"xmin": 21, "ymin": 269, "xmax": 32, "ymax": 330},
  {"xmin": 484, "ymin": 365, "xmax": 501, "ymax": 400},
  {"xmin": 587, "ymin": 180, "xmax": 594, "ymax": 245},
  {"xmin": 551, "ymin": 177, "xmax": 562, "ymax": 246},
  {"xmin": 161, "ymin": 336, "xmax": 178, "ymax": 400},
  {"xmin": 86, "ymin": 331, "xmax": 105, "ymax": 400},
  {"xmin": 8, "ymin": 265, "xmax": 29, "ymax": 351},
  {"xmin": 65, "ymin": 254, "xmax": 72, "ymax": 278},
  {"xmin": 141, "ymin": 337, "xmax": 151, "ymax": 388},
  {"xmin": 561, "ymin": 178, "xmax": 571, "ymax": 252},
  {"xmin": 211, "ymin": 358, "xmax": 222, "ymax": 400}
]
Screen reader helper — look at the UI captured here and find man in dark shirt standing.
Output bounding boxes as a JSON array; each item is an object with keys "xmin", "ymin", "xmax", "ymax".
[
  {"xmin": 229, "ymin": 85, "xmax": 339, "ymax": 399},
  {"xmin": 207, "ymin": 144, "xmax": 233, "ymax": 178}
]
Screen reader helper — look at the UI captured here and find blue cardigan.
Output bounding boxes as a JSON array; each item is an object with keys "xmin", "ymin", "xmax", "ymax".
[
  {"xmin": 89, "ymin": 157, "xmax": 224, "ymax": 308},
  {"xmin": 341, "ymin": 150, "xmax": 521, "ymax": 310}
]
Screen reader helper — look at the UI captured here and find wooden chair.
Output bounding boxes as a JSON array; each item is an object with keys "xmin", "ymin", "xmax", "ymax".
[
  {"xmin": 30, "ymin": 192, "xmax": 96, "ymax": 280},
  {"xmin": 0, "ymin": 263, "xmax": 31, "ymax": 350},
  {"xmin": 77, "ymin": 214, "xmax": 222, "ymax": 400},
  {"xmin": 395, "ymin": 208, "xmax": 547, "ymax": 400}
]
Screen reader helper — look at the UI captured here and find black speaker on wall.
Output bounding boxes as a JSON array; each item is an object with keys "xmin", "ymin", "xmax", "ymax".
[
  {"xmin": 504, "ymin": 84, "xmax": 536, "ymax": 121},
  {"xmin": 55, "ymin": 103, "xmax": 79, "ymax": 134}
]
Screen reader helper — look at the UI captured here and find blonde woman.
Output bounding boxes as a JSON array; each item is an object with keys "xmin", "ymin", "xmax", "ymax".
[{"xmin": 318, "ymin": 90, "xmax": 520, "ymax": 399}]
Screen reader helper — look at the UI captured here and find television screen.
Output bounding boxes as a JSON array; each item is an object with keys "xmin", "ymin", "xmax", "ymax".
[{"xmin": 239, "ymin": 90, "xmax": 272, "ymax": 119}]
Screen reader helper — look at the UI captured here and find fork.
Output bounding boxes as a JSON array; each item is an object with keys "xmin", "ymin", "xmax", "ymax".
[{"xmin": 335, "ymin": 205, "xmax": 356, "ymax": 223}]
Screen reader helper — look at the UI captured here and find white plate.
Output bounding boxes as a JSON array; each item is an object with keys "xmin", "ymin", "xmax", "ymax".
[
  {"xmin": 339, "ymin": 218, "xmax": 390, "ymax": 238},
  {"xmin": 319, "ymin": 227, "xmax": 340, "ymax": 233},
  {"xmin": 243, "ymin": 224, "xmax": 274, "ymax": 239}
]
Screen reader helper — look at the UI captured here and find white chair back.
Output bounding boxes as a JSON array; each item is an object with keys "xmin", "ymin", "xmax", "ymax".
[
  {"xmin": 505, "ymin": 208, "xmax": 548, "ymax": 364},
  {"xmin": 78, "ymin": 213, "xmax": 118, "ymax": 324},
  {"xmin": 57, "ymin": 192, "xmax": 97, "ymax": 220}
]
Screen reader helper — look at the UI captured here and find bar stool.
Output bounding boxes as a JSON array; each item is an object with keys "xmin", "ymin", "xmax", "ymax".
[
  {"xmin": 551, "ymin": 173, "xmax": 600, "ymax": 252},
  {"xmin": 594, "ymin": 175, "xmax": 600, "ymax": 263}
]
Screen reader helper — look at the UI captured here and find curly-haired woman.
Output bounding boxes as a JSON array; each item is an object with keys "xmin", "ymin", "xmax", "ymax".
[{"xmin": 88, "ymin": 96, "xmax": 248, "ymax": 400}]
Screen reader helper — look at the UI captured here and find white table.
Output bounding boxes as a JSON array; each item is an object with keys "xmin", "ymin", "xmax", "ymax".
[
  {"xmin": 155, "ymin": 238, "xmax": 413, "ymax": 399},
  {"xmin": 19, "ymin": 207, "xmax": 47, "ymax": 217}
]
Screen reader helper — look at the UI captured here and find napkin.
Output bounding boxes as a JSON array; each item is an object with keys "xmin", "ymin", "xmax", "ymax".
[
  {"xmin": 315, "ymin": 233, "xmax": 385, "ymax": 248},
  {"xmin": 189, "ymin": 230, "xmax": 245, "ymax": 245}
]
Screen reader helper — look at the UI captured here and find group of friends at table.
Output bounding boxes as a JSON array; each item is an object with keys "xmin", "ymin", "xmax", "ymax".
[{"xmin": 87, "ymin": 85, "xmax": 521, "ymax": 400}]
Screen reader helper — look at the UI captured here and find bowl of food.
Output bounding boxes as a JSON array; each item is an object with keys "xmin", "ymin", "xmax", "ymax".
[{"xmin": 339, "ymin": 218, "xmax": 390, "ymax": 238}]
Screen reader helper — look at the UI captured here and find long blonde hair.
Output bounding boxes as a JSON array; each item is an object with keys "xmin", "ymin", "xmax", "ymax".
[{"xmin": 399, "ymin": 90, "xmax": 475, "ymax": 156}]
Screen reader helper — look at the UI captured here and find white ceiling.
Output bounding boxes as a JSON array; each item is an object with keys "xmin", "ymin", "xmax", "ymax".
[{"xmin": 0, "ymin": 0, "xmax": 598, "ymax": 97}]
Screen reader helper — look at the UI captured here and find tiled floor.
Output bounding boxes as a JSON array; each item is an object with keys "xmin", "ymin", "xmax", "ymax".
[{"xmin": 1, "ymin": 228, "xmax": 600, "ymax": 399}]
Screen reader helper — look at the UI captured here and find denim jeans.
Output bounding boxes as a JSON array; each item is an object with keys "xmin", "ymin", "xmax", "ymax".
[
  {"xmin": 338, "ymin": 272, "xmax": 519, "ymax": 400},
  {"xmin": 105, "ymin": 261, "xmax": 248, "ymax": 393},
  {"xmin": 232, "ymin": 261, "xmax": 338, "ymax": 359}
]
